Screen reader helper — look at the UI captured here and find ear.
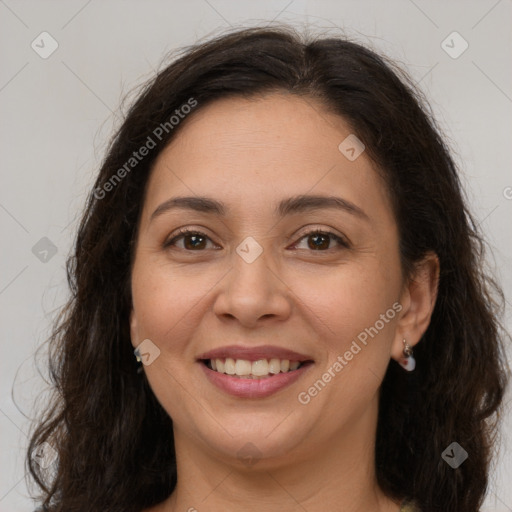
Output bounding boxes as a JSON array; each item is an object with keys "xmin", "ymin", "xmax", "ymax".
[
  {"xmin": 130, "ymin": 309, "xmax": 139, "ymax": 348},
  {"xmin": 391, "ymin": 252, "xmax": 440, "ymax": 361}
]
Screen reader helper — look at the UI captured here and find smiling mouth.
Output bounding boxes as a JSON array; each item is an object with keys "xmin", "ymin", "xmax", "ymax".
[{"xmin": 201, "ymin": 358, "xmax": 314, "ymax": 379}]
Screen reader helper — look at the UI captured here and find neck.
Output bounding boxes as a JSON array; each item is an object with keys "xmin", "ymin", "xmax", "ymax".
[{"xmin": 155, "ymin": 395, "xmax": 401, "ymax": 512}]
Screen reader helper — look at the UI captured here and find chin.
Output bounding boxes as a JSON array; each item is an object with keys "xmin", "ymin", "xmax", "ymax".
[{"xmin": 186, "ymin": 411, "xmax": 314, "ymax": 466}]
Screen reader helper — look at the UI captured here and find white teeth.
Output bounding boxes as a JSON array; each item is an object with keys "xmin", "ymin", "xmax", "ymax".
[
  {"xmin": 235, "ymin": 359, "xmax": 252, "ymax": 376},
  {"xmin": 208, "ymin": 357, "xmax": 305, "ymax": 377},
  {"xmin": 224, "ymin": 357, "xmax": 236, "ymax": 375},
  {"xmin": 268, "ymin": 358, "xmax": 281, "ymax": 374},
  {"xmin": 252, "ymin": 359, "xmax": 269, "ymax": 376}
]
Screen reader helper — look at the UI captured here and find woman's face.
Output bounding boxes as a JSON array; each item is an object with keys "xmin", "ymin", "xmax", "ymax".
[{"xmin": 130, "ymin": 93, "xmax": 408, "ymax": 467}]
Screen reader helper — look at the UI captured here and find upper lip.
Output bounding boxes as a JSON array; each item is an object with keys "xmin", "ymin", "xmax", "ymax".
[{"xmin": 197, "ymin": 345, "xmax": 313, "ymax": 362}]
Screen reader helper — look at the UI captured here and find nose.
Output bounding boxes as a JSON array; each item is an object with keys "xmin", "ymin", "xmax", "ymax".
[{"xmin": 212, "ymin": 245, "xmax": 292, "ymax": 329}]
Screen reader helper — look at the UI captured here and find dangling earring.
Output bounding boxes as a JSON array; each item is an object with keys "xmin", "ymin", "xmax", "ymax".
[
  {"xmin": 134, "ymin": 347, "xmax": 144, "ymax": 374},
  {"xmin": 398, "ymin": 339, "xmax": 416, "ymax": 371}
]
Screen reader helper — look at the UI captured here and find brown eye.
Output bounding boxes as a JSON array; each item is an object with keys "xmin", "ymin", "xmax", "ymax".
[
  {"xmin": 293, "ymin": 230, "xmax": 349, "ymax": 251},
  {"xmin": 164, "ymin": 230, "xmax": 216, "ymax": 251}
]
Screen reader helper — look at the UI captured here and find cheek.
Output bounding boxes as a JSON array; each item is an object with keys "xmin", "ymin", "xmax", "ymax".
[
  {"xmin": 287, "ymin": 264, "xmax": 400, "ymax": 431},
  {"xmin": 299, "ymin": 267, "xmax": 400, "ymax": 394},
  {"xmin": 130, "ymin": 257, "xmax": 215, "ymax": 421},
  {"xmin": 292, "ymin": 262, "xmax": 399, "ymax": 349},
  {"xmin": 130, "ymin": 255, "xmax": 226, "ymax": 353}
]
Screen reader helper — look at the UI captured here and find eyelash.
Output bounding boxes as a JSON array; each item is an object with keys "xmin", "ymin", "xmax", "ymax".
[{"xmin": 163, "ymin": 227, "xmax": 350, "ymax": 252}]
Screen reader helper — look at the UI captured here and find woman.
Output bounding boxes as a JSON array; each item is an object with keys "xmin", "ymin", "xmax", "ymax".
[{"xmin": 27, "ymin": 26, "xmax": 508, "ymax": 512}]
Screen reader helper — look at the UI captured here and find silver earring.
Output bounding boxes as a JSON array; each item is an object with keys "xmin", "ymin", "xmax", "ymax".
[
  {"xmin": 398, "ymin": 339, "xmax": 416, "ymax": 371},
  {"xmin": 134, "ymin": 347, "xmax": 144, "ymax": 374}
]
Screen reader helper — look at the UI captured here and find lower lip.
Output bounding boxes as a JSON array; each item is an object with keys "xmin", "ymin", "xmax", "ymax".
[{"xmin": 200, "ymin": 362, "xmax": 313, "ymax": 398}]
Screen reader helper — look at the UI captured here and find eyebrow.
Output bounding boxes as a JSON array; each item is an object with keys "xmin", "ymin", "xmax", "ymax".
[{"xmin": 150, "ymin": 194, "xmax": 369, "ymax": 222}]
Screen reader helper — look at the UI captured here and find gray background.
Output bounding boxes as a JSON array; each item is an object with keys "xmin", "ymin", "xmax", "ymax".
[{"xmin": 1, "ymin": 1, "xmax": 511, "ymax": 510}]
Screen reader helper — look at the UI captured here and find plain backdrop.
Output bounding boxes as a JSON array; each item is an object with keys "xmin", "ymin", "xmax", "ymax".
[{"xmin": 1, "ymin": 1, "xmax": 511, "ymax": 510}]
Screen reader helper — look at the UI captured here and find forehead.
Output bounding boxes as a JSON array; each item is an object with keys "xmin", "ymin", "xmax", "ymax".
[
  {"xmin": 161, "ymin": 93, "xmax": 354, "ymax": 166},
  {"xmin": 143, "ymin": 93, "xmax": 394, "ymax": 228}
]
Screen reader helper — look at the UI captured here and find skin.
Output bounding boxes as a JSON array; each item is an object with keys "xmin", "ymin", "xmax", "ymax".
[{"xmin": 130, "ymin": 93, "xmax": 439, "ymax": 512}]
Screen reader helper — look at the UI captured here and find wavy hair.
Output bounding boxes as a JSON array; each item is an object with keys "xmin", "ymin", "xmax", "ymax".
[{"xmin": 27, "ymin": 26, "xmax": 508, "ymax": 512}]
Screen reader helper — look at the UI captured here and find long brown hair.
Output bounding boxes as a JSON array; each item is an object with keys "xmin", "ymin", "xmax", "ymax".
[{"xmin": 27, "ymin": 26, "xmax": 509, "ymax": 512}]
